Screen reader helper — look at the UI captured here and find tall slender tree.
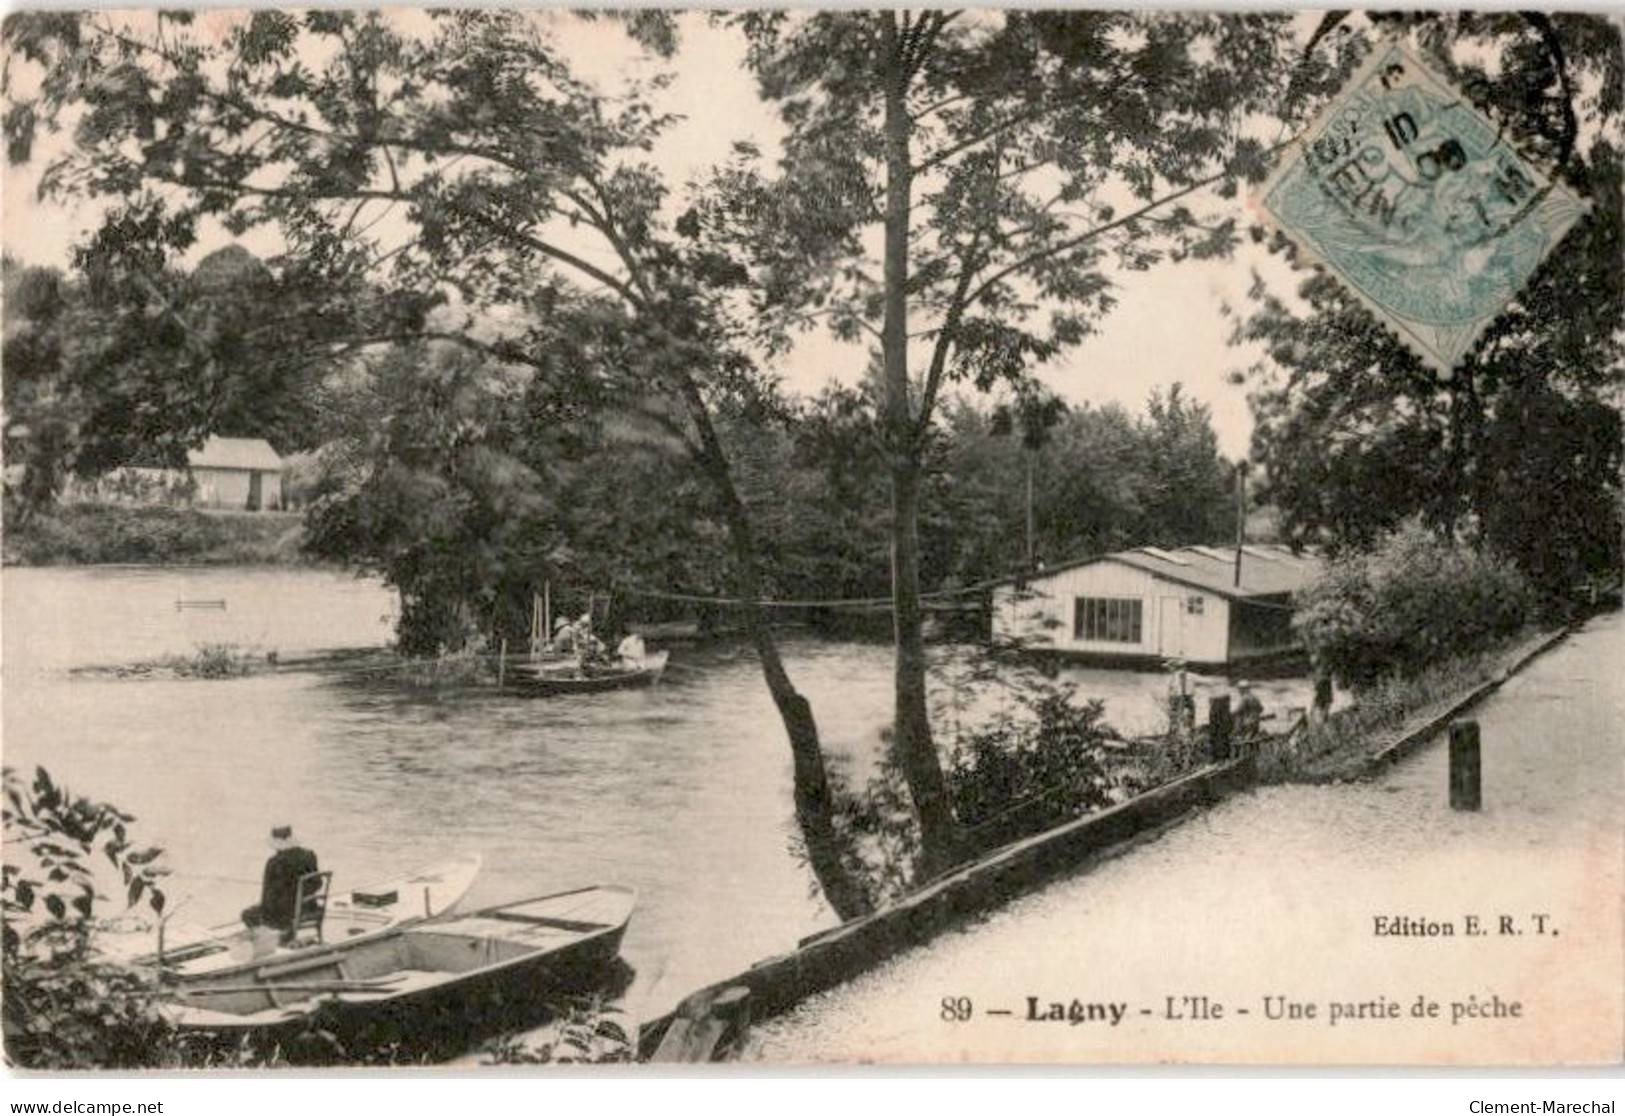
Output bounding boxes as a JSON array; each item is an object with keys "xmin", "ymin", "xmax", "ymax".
[{"xmin": 704, "ymin": 11, "xmax": 1312, "ymax": 874}]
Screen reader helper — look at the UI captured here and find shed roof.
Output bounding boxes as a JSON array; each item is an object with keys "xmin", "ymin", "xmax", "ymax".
[
  {"xmin": 1027, "ymin": 543, "xmax": 1322, "ymax": 602},
  {"xmin": 187, "ymin": 436, "xmax": 283, "ymax": 472}
]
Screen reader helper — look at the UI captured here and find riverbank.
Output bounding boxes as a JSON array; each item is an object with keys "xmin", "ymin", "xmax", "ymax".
[
  {"xmin": 1260, "ymin": 625, "xmax": 1572, "ymax": 783},
  {"xmin": 3, "ymin": 503, "xmax": 311, "ymax": 566},
  {"xmin": 69, "ymin": 643, "xmax": 397, "ymax": 681},
  {"xmin": 741, "ymin": 610, "xmax": 1623, "ymax": 1064}
]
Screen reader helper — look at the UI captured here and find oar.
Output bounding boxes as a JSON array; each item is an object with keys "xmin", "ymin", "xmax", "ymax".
[{"xmin": 181, "ymin": 977, "xmax": 406, "ymax": 996}]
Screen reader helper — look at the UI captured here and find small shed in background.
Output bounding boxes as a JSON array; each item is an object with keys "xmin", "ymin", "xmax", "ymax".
[
  {"xmin": 188, "ymin": 436, "xmax": 284, "ymax": 511},
  {"xmin": 991, "ymin": 544, "xmax": 1323, "ymax": 671}
]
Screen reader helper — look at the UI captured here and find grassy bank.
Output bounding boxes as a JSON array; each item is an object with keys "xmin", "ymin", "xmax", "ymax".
[
  {"xmin": 3, "ymin": 503, "xmax": 310, "ymax": 566},
  {"xmin": 1256, "ymin": 627, "xmax": 1560, "ymax": 783}
]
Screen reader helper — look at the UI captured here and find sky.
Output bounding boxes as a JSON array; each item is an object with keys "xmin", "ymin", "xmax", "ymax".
[{"xmin": 0, "ymin": 10, "xmax": 1307, "ymax": 460}]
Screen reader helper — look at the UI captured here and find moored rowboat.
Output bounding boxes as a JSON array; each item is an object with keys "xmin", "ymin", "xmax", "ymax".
[
  {"xmin": 109, "ymin": 855, "xmax": 483, "ymax": 977},
  {"xmin": 164, "ymin": 884, "xmax": 636, "ymax": 1036}
]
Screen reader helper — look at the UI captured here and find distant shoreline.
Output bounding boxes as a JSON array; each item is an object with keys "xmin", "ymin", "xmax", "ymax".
[{"xmin": 3, "ymin": 502, "xmax": 325, "ymax": 568}]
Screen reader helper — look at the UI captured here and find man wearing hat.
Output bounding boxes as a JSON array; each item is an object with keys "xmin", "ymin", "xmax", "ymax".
[{"xmin": 241, "ymin": 825, "xmax": 319, "ymax": 941}]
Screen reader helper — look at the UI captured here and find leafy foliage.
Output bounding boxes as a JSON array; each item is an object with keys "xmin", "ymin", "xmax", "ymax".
[
  {"xmin": 2, "ymin": 502, "xmax": 303, "ymax": 566},
  {"xmin": 302, "ymin": 342, "xmax": 734, "ymax": 655},
  {"xmin": 1257, "ymin": 632, "xmax": 1545, "ymax": 782},
  {"xmin": 813, "ymin": 654, "xmax": 1131, "ymax": 907},
  {"xmin": 1292, "ymin": 521, "xmax": 1534, "ymax": 690},
  {"xmin": 480, "ymin": 998, "xmax": 635, "ymax": 1065},
  {"xmin": 2, "ymin": 766, "xmax": 171, "ymax": 1069},
  {"xmin": 946, "ymin": 688, "xmax": 1118, "ymax": 840}
]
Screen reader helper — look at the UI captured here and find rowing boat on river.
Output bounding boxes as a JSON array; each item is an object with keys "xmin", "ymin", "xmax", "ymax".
[
  {"xmin": 165, "ymin": 885, "xmax": 636, "ymax": 1037},
  {"xmin": 512, "ymin": 651, "xmax": 669, "ymax": 696}
]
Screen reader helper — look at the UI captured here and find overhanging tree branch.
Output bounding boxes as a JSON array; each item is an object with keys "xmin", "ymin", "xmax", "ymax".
[
  {"xmin": 962, "ymin": 141, "xmax": 1293, "ymax": 311},
  {"xmin": 913, "ymin": 233, "xmax": 984, "ymax": 445}
]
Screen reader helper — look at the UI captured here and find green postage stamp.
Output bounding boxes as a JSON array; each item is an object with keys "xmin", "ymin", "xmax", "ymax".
[{"xmin": 1257, "ymin": 42, "xmax": 1587, "ymax": 375}]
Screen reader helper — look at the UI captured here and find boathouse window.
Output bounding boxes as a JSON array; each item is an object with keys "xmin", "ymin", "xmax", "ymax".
[{"xmin": 1073, "ymin": 597, "xmax": 1143, "ymax": 644}]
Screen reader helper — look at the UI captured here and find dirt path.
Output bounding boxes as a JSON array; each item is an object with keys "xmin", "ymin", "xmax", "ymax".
[{"xmin": 746, "ymin": 612, "xmax": 1624, "ymax": 1065}]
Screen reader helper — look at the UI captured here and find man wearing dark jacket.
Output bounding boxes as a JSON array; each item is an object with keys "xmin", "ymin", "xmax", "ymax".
[{"xmin": 241, "ymin": 825, "xmax": 318, "ymax": 937}]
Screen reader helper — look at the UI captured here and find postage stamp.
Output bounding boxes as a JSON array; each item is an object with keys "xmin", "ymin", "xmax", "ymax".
[{"xmin": 1256, "ymin": 41, "xmax": 1588, "ymax": 375}]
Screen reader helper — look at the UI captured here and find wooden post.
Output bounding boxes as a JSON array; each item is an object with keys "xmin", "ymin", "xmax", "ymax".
[
  {"xmin": 652, "ymin": 985, "xmax": 753, "ymax": 1062},
  {"xmin": 1233, "ymin": 462, "xmax": 1248, "ymax": 588},
  {"xmin": 497, "ymin": 639, "xmax": 507, "ymax": 688},
  {"xmin": 711, "ymin": 985, "xmax": 751, "ymax": 1043},
  {"xmin": 1208, "ymin": 695, "xmax": 1233, "ymax": 762},
  {"xmin": 1025, "ymin": 454, "xmax": 1035, "ymax": 569},
  {"xmin": 1449, "ymin": 721, "xmax": 1481, "ymax": 811}
]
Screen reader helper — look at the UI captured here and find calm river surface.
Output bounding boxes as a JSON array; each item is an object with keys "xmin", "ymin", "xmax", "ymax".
[{"xmin": 2, "ymin": 565, "xmax": 1313, "ymax": 1018}]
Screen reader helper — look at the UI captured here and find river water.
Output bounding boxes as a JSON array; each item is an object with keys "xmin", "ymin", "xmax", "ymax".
[{"xmin": 2, "ymin": 565, "xmax": 1316, "ymax": 1020}]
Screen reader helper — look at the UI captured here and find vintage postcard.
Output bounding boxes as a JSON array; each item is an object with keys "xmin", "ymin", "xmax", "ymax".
[{"xmin": 2, "ymin": 8, "xmax": 1620, "ymax": 1074}]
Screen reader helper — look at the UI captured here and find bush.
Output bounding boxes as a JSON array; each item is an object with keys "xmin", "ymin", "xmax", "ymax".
[
  {"xmin": 3, "ymin": 766, "xmax": 172, "ymax": 1069},
  {"xmin": 179, "ymin": 643, "xmax": 256, "ymax": 679},
  {"xmin": 3, "ymin": 503, "xmax": 306, "ymax": 566},
  {"xmin": 480, "ymin": 998, "xmax": 635, "ymax": 1065},
  {"xmin": 945, "ymin": 689, "xmax": 1117, "ymax": 839},
  {"xmin": 1294, "ymin": 521, "xmax": 1534, "ymax": 690},
  {"xmin": 808, "ymin": 657, "xmax": 1129, "ymax": 908},
  {"xmin": 1255, "ymin": 634, "xmax": 1543, "ymax": 782}
]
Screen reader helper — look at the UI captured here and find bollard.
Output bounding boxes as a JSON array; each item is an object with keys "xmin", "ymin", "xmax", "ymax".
[
  {"xmin": 1208, "ymin": 695, "xmax": 1233, "ymax": 762},
  {"xmin": 1449, "ymin": 721, "xmax": 1481, "ymax": 811}
]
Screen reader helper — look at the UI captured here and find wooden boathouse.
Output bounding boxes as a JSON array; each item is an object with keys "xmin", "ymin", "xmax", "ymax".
[{"xmin": 989, "ymin": 544, "xmax": 1322, "ymax": 671}]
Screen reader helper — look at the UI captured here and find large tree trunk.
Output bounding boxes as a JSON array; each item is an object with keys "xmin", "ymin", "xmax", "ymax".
[
  {"xmin": 881, "ymin": 20, "xmax": 965, "ymax": 880},
  {"xmin": 678, "ymin": 375, "xmax": 874, "ymax": 921}
]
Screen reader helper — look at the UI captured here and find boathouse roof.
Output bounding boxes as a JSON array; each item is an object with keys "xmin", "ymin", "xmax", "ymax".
[
  {"xmin": 187, "ymin": 436, "xmax": 283, "ymax": 472},
  {"xmin": 1022, "ymin": 543, "xmax": 1323, "ymax": 602}
]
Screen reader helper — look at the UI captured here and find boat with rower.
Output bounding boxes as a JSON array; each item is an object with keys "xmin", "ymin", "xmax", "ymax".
[
  {"xmin": 163, "ymin": 884, "xmax": 636, "ymax": 1037},
  {"xmin": 512, "ymin": 650, "xmax": 670, "ymax": 696}
]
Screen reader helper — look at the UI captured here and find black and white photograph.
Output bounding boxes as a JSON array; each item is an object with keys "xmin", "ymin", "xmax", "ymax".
[{"xmin": 1, "ymin": 6, "xmax": 1620, "ymax": 1079}]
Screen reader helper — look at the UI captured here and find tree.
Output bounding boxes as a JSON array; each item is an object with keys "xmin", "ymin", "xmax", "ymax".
[
  {"xmin": 1136, "ymin": 384, "xmax": 1237, "ymax": 549},
  {"xmin": 702, "ymin": 10, "xmax": 1306, "ymax": 872},
  {"xmin": 5, "ymin": 10, "xmax": 878, "ymax": 918},
  {"xmin": 305, "ymin": 339, "xmax": 747, "ymax": 656},
  {"xmin": 1237, "ymin": 13, "xmax": 1623, "ymax": 603},
  {"xmin": 303, "ymin": 343, "xmax": 554, "ymax": 656}
]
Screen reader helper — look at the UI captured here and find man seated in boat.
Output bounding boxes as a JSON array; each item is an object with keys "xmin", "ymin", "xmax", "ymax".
[
  {"xmin": 551, "ymin": 615, "xmax": 577, "ymax": 652},
  {"xmin": 615, "ymin": 631, "xmax": 647, "ymax": 666},
  {"xmin": 241, "ymin": 825, "xmax": 319, "ymax": 945},
  {"xmin": 559, "ymin": 613, "xmax": 611, "ymax": 671}
]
